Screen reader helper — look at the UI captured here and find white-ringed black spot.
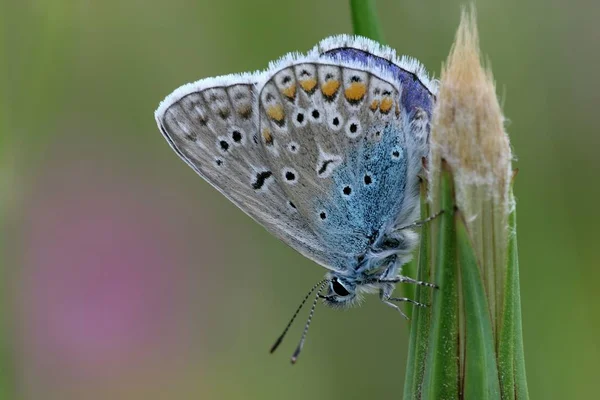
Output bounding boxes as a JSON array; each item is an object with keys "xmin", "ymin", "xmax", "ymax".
[
  {"xmin": 319, "ymin": 211, "xmax": 327, "ymax": 220},
  {"xmin": 252, "ymin": 171, "xmax": 272, "ymax": 190},
  {"xmin": 219, "ymin": 140, "xmax": 229, "ymax": 151},
  {"xmin": 342, "ymin": 186, "xmax": 352, "ymax": 196},
  {"xmin": 216, "ymin": 159, "xmax": 223, "ymax": 167},
  {"xmin": 311, "ymin": 109, "xmax": 320, "ymax": 119},
  {"xmin": 285, "ymin": 170, "xmax": 296, "ymax": 181},
  {"xmin": 296, "ymin": 113, "xmax": 304, "ymax": 123},
  {"xmin": 392, "ymin": 150, "xmax": 401, "ymax": 159},
  {"xmin": 364, "ymin": 174, "xmax": 372, "ymax": 185},
  {"xmin": 349, "ymin": 123, "xmax": 358, "ymax": 134},
  {"xmin": 332, "ymin": 117, "xmax": 340, "ymax": 126},
  {"xmin": 318, "ymin": 160, "xmax": 333, "ymax": 175},
  {"xmin": 288, "ymin": 142, "xmax": 299, "ymax": 154},
  {"xmin": 282, "ymin": 168, "xmax": 298, "ymax": 184}
]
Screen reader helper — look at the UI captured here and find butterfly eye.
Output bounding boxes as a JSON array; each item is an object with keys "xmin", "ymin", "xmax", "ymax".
[{"xmin": 331, "ymin": 279, "xmax": 350, "ymax": 297}]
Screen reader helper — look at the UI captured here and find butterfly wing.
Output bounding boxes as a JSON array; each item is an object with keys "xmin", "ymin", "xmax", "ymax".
[
  {"xmin": 155, "ymin": 73, "xmax": 337, "ymax": 269},
  {"xmin": 255, "ymin": 49, "xmax": 434, "ymax": 271},
  {"xmin": 155, "ymin": 35, "xmax": 436, "ymax": 273}
]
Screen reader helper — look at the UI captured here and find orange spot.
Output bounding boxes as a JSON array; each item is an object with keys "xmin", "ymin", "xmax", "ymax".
[
  {"xmin": 344, "ymin": 82, "xmax": 367, "ymax": 102},
  {"xmin": 262, "ymin": 128, "xmax": 273, "ymax": 145},
  {"xmin": 281, "ymin": 85, "xmax": 296, "ymax": 99},
  {"xmin": 379, "ymin": 97, "xmax": 394, "ymax": 113},
  {"xmin": 321, "ymin": 80, "xmax": 340, "ymax": 97},
  {"xmin": 369, "ymin": 99, "xmax": 380, "ymax": 111},
  {"xmin": 266, "ymin": 105, "xmax": 285, "ymax": 122},
  {"xmin": 299, "ymin": 78, "xmax": 317, "ymax": 92}
]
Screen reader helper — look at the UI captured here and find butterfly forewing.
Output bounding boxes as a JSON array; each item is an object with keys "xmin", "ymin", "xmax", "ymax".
[{"xmin": 156, "ymin": 76, "xmax": 335, "ymax": 268}]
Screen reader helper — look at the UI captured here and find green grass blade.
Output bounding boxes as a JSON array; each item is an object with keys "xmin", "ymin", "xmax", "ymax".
[
  {"xmin": 420, "ymin": 167, "xmax": 459, "ymax": 400},
  {"xmin": 403, "ymin": 180, "xmax": 433, "ymax": 400},
  {"xmin": 349, "ymin": 0, "xmax": 385, "ymax": 43},
  {"xmin": 456, "ymin": 213, "xmax": 501, "ymax": 399},
  {"xmin": 498, "ymin": 189, "xmax": 530, "ymax": 399}
]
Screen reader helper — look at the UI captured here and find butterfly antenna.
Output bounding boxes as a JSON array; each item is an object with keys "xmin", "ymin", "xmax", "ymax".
[
  {"xmin": 290, "ymin": 280, "xmax": 328, "ymax": 364},
  {"xmin": 270, "ymin": 279, "xmax": 328, "ymax": 354}
]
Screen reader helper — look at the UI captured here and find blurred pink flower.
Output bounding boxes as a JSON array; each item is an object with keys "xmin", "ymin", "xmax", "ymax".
[{"xmin": 18, "ymin": 153, "xmax": 199, "ymax": 377}]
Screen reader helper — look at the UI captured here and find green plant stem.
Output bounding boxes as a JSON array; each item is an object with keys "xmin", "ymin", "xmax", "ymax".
[{"xmin": 349, "ymin": 0, "xmax": 385, "ymax": 43}]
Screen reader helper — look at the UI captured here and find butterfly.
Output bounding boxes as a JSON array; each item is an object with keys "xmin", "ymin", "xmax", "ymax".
[{"xmin": 155, "ymin": 35, "xmax": 438, "ymax": 363}]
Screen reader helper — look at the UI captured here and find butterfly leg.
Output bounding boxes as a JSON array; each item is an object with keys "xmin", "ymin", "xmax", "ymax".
[
  {"xmin": 379, "ymin": 276, "xmax": 438, "ymax": 289},
  {"xmin": 381, "ymin": 299, "xmax": 410, "ymax": 319},
  {"xmin": 395, "ymin": 209, "xmax": 444, "ymax": 231}
]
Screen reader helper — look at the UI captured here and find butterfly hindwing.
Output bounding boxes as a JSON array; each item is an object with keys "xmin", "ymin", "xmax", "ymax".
[{"xmin": 256, "ymin": 58, "xmax": 431, "ymax": 270}]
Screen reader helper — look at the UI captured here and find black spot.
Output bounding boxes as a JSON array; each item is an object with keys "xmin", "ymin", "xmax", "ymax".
[
  {"xmin": 375, "ymin": 130, "xmax": 381, "ymax": 137},
  {"xmin": 296, "ymin": 113, "xmax": 304, "ymax": 123},
  {"xmin": 349, "ymin": 123, "xmax": 358, "ymax": 134},
  {"xmin": 364, "ymin": 175, "xmax": 372, "ymax": 185},
  {"xmin": 266, "ymin": 93, "xmax": 274, "ymax": 102},
  {"xmin": 343, "ymin": 186, "xmax": 352, "ymax": 196},
  {"xmin": 300, "ymin": 69, "xmax": 310, "ymax": 76},
  {"xmin": 392, "ymin": 150, "xmax": 400, "ymax": 158},
  {"xmin": 332, "ymin": 117, "xmax": 340, "ymax": 126},
  {"xmin": 319, "ymin": 211, "xmax": 327, "ymax": 220},
  {"xmin": 325, "ymin": 73, "xmax": 333, "ymax": 80},
  {"xmin": 289, "ymin": 201, "xmax": 297, "ymax": 209},
  {"xmin": 290, "ymin": 144, "xmax": 297, "ymax": 152},
  {"xmin": 220, "ymin": 140, "xmax": 229, "ymax": 151},
  {"xmin": 350, "ymin": 75, "xmax": 361, "ymax": 82},
  {"xmin": 312, "ymin": 109, "xmax": 320, "ymax": 119},
  {"xmin": 282, "ymin": 75, "xmax": 292, "ymax": 84},
  {"xmin": 232, "ymin": 130, "xmax": 242, "ymax": 142},
  {"xmin": 383, "ymin": 90, "xmax": 392, "ymax": 96},
  {"xmin": 216, "ymin": 159, "xmax": 223, "ymax": 166},
  {"xmin": 252, "ymin": 134, "xmax": 258, "ymax": 144},
  {"xmin": 332, "ymin": 279, "xmax": 350, "ymax": 296},
  {"xmin": 252, "ymin": 171, "xmax": 272, "ymax": 190},
  {"xmin": 285, "ymin": 171, "xmax": 296, "ymax": 181},
  {"xmin": 318, "ymin": 160, "xmax": 333, "ymax": 175}
]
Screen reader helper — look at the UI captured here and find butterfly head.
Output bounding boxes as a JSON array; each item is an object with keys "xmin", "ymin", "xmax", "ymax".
[
  {"xmin": 320, "ymin": 276, "xmax": 357, "ymax": 308},
  {"xmin": 321, "ymin": 272, "xmax": 387, "ymax": 308}
]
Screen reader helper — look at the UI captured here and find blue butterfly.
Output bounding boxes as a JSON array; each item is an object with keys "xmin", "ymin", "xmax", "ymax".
[{"xmin": 155, "ymin": 35, "xmax": 438, "ymax": 363}]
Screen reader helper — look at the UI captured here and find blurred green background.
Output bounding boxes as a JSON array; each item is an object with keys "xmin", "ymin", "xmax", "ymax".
[{"xmin": 2, "ymin": 0, "xmax": 599, "ymax": 399}]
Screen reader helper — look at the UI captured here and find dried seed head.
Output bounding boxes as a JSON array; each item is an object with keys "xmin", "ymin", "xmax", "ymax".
[
  {"xmin": 428, "ymin": 7, "xmax": 514, "ymax": 329},
  {"xmin": 429, "ymin": 8, "xmax": 512, "ymax": 216}
]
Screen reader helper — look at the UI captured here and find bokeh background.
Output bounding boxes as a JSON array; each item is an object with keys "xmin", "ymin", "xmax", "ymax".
[{"xmin": 2, "ymin": 0, "xmax": 599, "ymax": 399}]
